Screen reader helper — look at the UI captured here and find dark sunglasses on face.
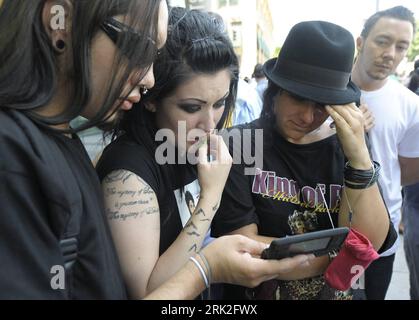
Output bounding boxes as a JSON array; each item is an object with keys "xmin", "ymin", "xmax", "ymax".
[{"xmin": 100, "ymin": 17, "xmax": 161, "ymax": 60}]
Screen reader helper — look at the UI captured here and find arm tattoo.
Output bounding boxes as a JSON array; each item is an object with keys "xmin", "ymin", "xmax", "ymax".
[
  {"xmin": 195, "ymin": 208, "xmax": 206, "ymax": 217},
  {"xmin": 144, "ymin": 207, "xmax": 159, "ymax": 215},
  {"xmin": 106, "ymin": 209, "xmax": 140, "ymax": 221},
  {"xmin": 103, "ymin": 170, "xmax": 134, "ymax": 184},
  {"xmin": 184, "ymin": 222, "xmax": 199, "ymax": 252},
  {"xmin": 187, "ymin": 231, "xmax": 201, "ymax": 237},
  {"xmin": 115, "ymin": 199, "xmax": 149, "ymax": 210},
  {"xmin": 185, "ymin": 220, "xmax": 200, "ymax": 237},
  {"xmin": 104, "ymin": 172, "xmax": 159, "ymax": 222},
  {"xmin": 138, "ymin": 185, "xmax": 154, "ymax": 195},
  {"xmin": 189, "ymin": 244, "xmax": 198, "ymax": 253},
  {"xmin": 107, "ymin": 206, "xmax": 159, "ymax": 222},
  {"xmin": 185, "ymin": 220, "xmax": 198, "ymax": 230}
]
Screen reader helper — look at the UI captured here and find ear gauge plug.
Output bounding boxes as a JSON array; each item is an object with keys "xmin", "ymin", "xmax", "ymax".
[{"xmin": 55, "ymin": 39, "xmax": 66, "ymax": 51}]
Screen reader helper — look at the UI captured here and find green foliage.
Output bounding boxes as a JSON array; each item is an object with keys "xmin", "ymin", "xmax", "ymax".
[{"xmin": 273, "ymin": 47, "xmax": 281, "ymax": 58}]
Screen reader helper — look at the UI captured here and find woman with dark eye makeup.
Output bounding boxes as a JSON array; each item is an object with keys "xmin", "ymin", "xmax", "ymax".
[
  {"xmin": 96, "ymin": 7, "xmax": 314, "ymax": 300},
  {"xmin": 96, "ymin": 7, "xmax": 238, "ymax": 299},
  {"xmin": 0, "ymin": 0, "xmax": 166, "ymax": 299},
  {"xmin": 1, "ymin": 0, "xmax": 314, "ymax": 300}
]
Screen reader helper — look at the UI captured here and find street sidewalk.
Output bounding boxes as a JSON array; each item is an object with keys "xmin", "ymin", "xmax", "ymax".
[{"xmin": 386, "ymin": 235, "xmax": 410, "ymax": 300}]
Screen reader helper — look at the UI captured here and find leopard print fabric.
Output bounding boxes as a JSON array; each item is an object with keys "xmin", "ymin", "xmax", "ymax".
[{"xmin": 252, "ymin": 276, "xmax": 353, "ymax": 300}]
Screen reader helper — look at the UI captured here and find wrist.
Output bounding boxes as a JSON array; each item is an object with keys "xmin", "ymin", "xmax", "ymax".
[
  {"xmin": 201, "ymin": 247, "xmax": 218, "ymax": 284},
  {"xmin": 347, "ymin": 159, "xmax": 372, "ymax": 170},
  {"xmin": 344, "ymin": 161, "xmax": 381, "ymax": 189},
  {"xmin": 189, "ymin": 256, "xmax": 209, "ymax": 289}
]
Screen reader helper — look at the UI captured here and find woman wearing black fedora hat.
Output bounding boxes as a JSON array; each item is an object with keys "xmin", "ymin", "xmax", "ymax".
[{"xmin": 211, "ymin": 20, "xmax": 396, "ymax": 300}]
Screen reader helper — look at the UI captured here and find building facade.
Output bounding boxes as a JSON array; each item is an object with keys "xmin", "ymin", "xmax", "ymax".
[{"xmin": 170, "ymin": 0, "xmax": 275, "ymax": 78}]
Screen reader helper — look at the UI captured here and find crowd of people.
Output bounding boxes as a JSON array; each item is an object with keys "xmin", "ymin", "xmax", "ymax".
[{"xmin": 0, "ymin": 0, "xmax": 418, "ymax": 300}]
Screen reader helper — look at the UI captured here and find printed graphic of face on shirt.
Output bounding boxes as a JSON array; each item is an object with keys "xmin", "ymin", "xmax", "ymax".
[{"xmin": 288, "ymin": 209, "xmax": 319, "ymax": 234}]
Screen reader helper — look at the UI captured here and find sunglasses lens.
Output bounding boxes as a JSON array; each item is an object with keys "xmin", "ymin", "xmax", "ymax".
[{"xmin": 102, "ymin": 19, "xmax": 159, "ymax": 66}]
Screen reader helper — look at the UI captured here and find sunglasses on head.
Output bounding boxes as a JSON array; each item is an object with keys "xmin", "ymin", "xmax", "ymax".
[{"xmin": 100, "ymin": 17, "xmax": 161, "ymax": 60}]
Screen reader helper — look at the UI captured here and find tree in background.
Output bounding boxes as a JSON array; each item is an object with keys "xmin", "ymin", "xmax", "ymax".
[{"xmin": 273, "ymin": 47, "xmax": 281, "ymax": 58}]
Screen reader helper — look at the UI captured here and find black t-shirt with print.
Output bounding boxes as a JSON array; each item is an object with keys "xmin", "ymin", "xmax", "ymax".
[
  {"xmin": 212, "ymin": 119, "xmax": 344, "ymax": 240},
  {"xmin": 96, "ymin": 134, "xmax": 200, "ymax": 255},
  {"xmin": 0, "ymin": 110, "xmax": 127, "ymax": 299},
  {"xmin": 212, "ymin": 119, "xmax": 354, "ymax": 300},
  {"xmin": 213, "ymin": 119, "xmax": 396, "ymax": 300}
]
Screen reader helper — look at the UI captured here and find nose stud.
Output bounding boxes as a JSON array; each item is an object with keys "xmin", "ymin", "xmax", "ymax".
[{"xmin": 141, "ymin": 86, "xmax": 149, "ymax": 95}]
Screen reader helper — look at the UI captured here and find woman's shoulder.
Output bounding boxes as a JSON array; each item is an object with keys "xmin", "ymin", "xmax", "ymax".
[{"xmin": 96, "ymin": 133, "xmax": 159, "ymax": 182}]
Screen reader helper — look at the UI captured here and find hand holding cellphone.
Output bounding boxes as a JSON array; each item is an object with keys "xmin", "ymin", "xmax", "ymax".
[{"xmin": 261, "ymin": 227, "xmax": 349, "ymax": 260}]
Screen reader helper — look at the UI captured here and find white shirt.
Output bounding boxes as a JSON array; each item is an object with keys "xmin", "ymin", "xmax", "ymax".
[
  {"xmin": 233, "ymin": 79, "xmax": 263, "ymax": 125},
  {"xmin": 361, "ymin": 79, "xmax": 419, "ymax": 256}
]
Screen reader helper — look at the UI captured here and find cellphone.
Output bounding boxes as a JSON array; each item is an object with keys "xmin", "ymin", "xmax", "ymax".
[{"xmin": 261, "ymin": 227, "xmax": 349, "ymax": 260}]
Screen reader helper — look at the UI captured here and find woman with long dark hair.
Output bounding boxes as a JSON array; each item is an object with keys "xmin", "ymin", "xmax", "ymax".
[
  {"xmin": 96, "ymin": 7, "xmax": 239, "ymax": 299},
  {"xmin": 96, "ymin": 7, "xmax": 312, "ymax": 299},
  {"xmin": 212, "ymin": 21, "xmax": 396, "ymax": 300},
  {"xmin": 0, "ymin": 0, "xmax": 166, "ymax": 299},
  {"xmin": 0, "ymin": 1, "xmax": 314, "ymax": 300}
]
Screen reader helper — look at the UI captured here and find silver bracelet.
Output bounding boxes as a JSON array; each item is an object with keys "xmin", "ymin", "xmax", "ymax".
[
  {"xmin": 189, "ymin": 256, "xmax": 209, "ymax": 289},
  {"xmin": 198, "ymin": 252, "xmax": 212, "ymax": 284},
  {"xmin": 198, "ymin": 252, "xmax": 212, "ymax": 300}
]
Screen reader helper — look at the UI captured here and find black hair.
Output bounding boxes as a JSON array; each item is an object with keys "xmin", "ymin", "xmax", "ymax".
[
  {"xmin": 260, "ymin": 80, "xmax": 281, "ymax": 127},
  {"xmin": 134, "ymin": 6, "xmax": 238, "ymax": 128},
  {"xmin": 361, "ymin": 6, "xmax": 416, "ymax": 39},
  {"xmin": 120, "ymin": 6, "xmax": 238, "ymax": 155},
  {"xmin": 252, "ymin": 63, "xmax": 265, "ymax": 79},
  {"xmin": 116, "ymin": 7, "xmax": 239, "ymax": 226},
  {"xmin": 0, "ymin": 0, "xmax": 162, "ymax": 132},
  {"xmin": 184, "ymin": 191, "xmax": 194, "ymax": 206},
  {"xmin": 256, "ymin": 80, "xmax": 282, "ymax": 145},
  {"xmin": 408, "ymin": 64, "xmax": 419, "ymax": 94}
]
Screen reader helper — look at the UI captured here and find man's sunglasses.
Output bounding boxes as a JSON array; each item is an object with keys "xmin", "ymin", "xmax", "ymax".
[{"xmin": 100, "ymin": 17, "xmax": 161, "ymax": 59}]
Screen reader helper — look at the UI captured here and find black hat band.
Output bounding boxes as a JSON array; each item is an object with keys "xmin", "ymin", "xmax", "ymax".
[{"xmin": 275, "ymin": 59, "xmax": 351, "ymax": 90}]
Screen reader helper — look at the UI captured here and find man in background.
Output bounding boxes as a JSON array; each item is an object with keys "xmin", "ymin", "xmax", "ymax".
[{"xmin": 352, "ymin": 6, "xmax": 419, "ymax": 300}]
